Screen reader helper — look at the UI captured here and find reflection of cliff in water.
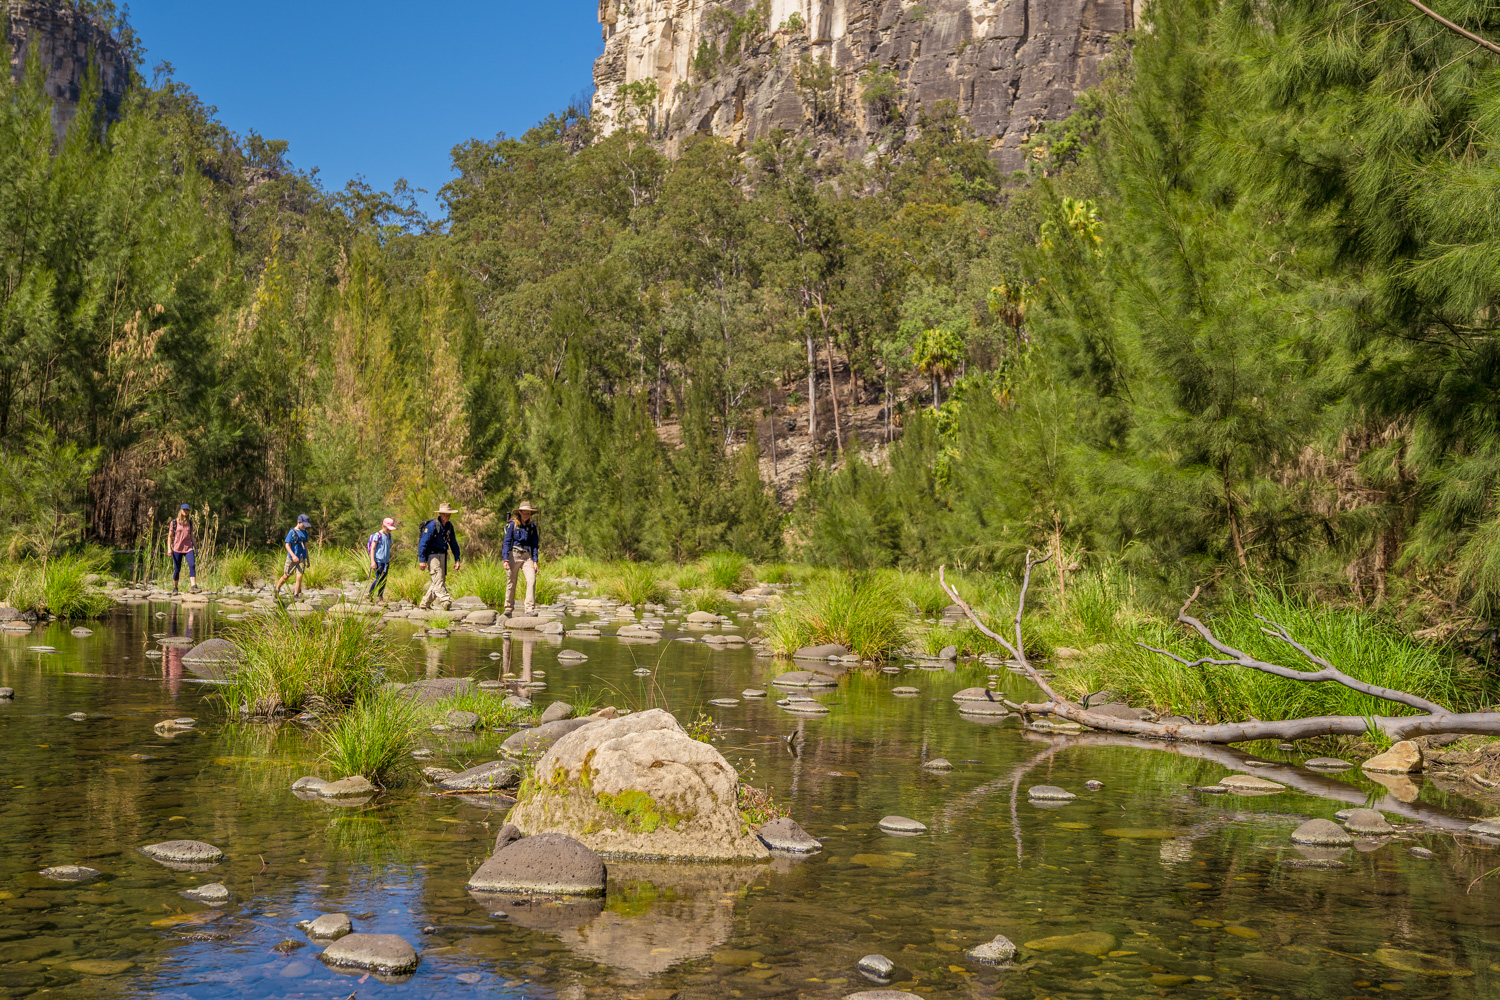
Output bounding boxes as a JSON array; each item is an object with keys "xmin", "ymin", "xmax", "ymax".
[{"xmin": 473, "ymin": 862, "xmax": 759, "ymax": 976}]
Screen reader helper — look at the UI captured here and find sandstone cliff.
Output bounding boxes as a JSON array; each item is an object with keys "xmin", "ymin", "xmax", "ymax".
[
  {"xmin": 5, "ymin": 1, "xmax": 130, "ymax": 134},
  {"xmin": 592, "ymin": 0, "xmax": 1135, "ymax": 169}
]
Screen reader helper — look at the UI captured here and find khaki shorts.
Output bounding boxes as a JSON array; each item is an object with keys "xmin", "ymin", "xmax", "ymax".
[{"xmin": 284, "ymin": 556, "xmax": 306, "ymax": 575}]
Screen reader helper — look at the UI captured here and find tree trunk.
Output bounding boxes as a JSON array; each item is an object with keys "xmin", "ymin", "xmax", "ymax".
[
  {"xmin": 824, "ymin": 331, "xmax": 843, "ymax": 454},
  {"xmin": 1223, "ymin": 457, "xmax": 1249, "ymax": 571},
  {"xmin": 806, "ymin": 332, "xmax": 817, "ymax": 449},
  {"xmin": 1052, "ymin": 513, "xmax": 1066, "ymax": 616}
]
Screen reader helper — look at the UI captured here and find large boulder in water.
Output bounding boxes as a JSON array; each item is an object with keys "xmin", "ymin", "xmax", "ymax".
[
  {"xmin": 507, "ymin": 708, "xmax": 769, "ymax": 861},
  {"xmin": 182, "ymin": 638, "xmax": 240, "ymax": 664}
]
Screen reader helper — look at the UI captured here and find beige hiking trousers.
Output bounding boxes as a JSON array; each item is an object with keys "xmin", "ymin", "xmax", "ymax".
[
  {"xmin": 420, "ymin": 552, "xmax": 450, "ymax": 609},
  {"xmin": 505, "ymin": 550, "xmax": 536, "ymax": 614}
]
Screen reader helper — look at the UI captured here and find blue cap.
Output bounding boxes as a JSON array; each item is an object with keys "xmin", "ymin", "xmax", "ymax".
[
  {"xmin": 179, "ymin": 504, "xmax": 191, "ymax": 511},
  {"xmin": 297, "ymin": 514, "xmax": 311, "ymax": 526}
]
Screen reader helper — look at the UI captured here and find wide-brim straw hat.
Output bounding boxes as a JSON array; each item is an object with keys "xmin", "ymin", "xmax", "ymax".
[
  {"xmin": 514, "ymin": 501, "xmax": 539, "ymax": 516},
  {"xmin": 435, "ymin": 502, "xmax": 460, "ymax": 515}
]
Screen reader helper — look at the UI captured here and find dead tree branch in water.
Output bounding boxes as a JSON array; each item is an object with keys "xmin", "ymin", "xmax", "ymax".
[{"xmin": 938, "ymin": 559, "xmax": 1500, "ymax": 743}]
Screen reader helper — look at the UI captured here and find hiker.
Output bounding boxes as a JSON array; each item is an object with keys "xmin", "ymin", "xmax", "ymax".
[
  {"xmin": 417, "ymin": 503, "xmax": 462, "ymax": 610},
  {"xmin": 502, "ymin": 501, "xmax": 540, "ymax": 615},
  {"xmin": 274, "ymin": 514, "xmax": 312, "ymax": 600},
  {"xmin": 168, "ymin": 504, "xmax": 197, "ymax": 594},
  {"xmin": 367, "ymin": 517, "xmax": 396, "ymax": 600}
]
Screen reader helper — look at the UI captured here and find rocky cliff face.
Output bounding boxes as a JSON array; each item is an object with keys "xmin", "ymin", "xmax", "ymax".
[
  {"xmin": 5, "ymin": 1, "xmax": 130, "ymax": 135},
  {"xmin": 592, "ymin": 0, "xmax": 1135, "ymax": 169}
]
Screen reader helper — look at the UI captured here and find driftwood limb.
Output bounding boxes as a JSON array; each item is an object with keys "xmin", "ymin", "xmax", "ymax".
[{"xmin": 938, "ymin": 562, "xmax": 1500, "ymax": 744}]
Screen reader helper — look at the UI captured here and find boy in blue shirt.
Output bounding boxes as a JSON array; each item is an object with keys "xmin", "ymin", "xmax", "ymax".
[{"xmin": 274, "ymin": 514, "xmax": 312, "ymax": 600}]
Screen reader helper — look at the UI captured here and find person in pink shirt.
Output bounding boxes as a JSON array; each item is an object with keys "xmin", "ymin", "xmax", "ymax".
[{"xmin": 169, "ymin": 504, "xmax": 197, "ymax": 594}]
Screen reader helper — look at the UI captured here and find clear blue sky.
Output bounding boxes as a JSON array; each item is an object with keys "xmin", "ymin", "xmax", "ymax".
[{"xmin": 127, "ymin": 2, "xmax": 605, "ymax": 217}]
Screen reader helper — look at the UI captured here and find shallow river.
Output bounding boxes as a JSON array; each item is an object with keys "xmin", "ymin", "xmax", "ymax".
[{"xmin": 2, "ymin": 600, "xmax": 1499, "ymax": 999}]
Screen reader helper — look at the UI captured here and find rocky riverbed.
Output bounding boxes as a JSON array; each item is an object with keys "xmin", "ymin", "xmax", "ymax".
[{"xmin": 2, "ymin": 595, "xmax": 1500, "ymax": 999}]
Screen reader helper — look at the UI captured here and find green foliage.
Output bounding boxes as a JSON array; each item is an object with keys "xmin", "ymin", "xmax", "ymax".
[
  {"xmin": 701, "ymin": 551, "xmax": 751, "ymax": 592},
  {"xmin": 320, "ymin": 690, "xmax": 419, "ymax": 786},
  {"xmin": 596, "ymin": 788, "xmax": 681, "ymax": 833},
  {"xmin": 209, "ymin": 548, "xmax": 263, "ymax": 589},
  {"xmin": 0, "ymin": 551, "xmax": 111, "ymax": 618},
  {"xmin": 603, "ymin": 562, "xmax": 669, "ymax": 606},
  {"xmin": 0, "ymin": 426, "xmax": 101, "ymax": 561},
  {"xmin": 456, "ymin": 557, "xmax": 560, "ymax": 609},
  {"xmin": 761, "ymin": 573, "xmax": 909, "ymax": 660},
  {"xmin": 219, "ymin": 611, "xmax": 396, "ymax": 715},
  {"xmin": 737, "ymin": 781, "xmax": 790, "ymax": 829},
  {"xmin": 680, "ymin": 587, "xmax": 734, "ymax": 616},
  {"xmin": 427, "ymin": 688, "xmax": 536, "ymax": 729}
]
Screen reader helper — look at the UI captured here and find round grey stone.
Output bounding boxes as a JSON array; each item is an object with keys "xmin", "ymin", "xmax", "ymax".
[
  {"xmin": 1409, "ymin": 846, "xmax": 1435, "ymax": 860},
  {"xmin": 466, "ymin": 832, "xmax": 606, "ymax": 895},
  {"xmin": 708, "ymin": 698, "xmax": 740, "ymax": 707},
  {"xmin": 140, "ymin": 840, "xmax": 224, "ymax": 864},
  {"xmin": 501, "ymin": 717, "xmax": 598, "ymax": 756},
  {"xmin": 318, "ymin": 933, "xmax": 420, "ymax": 974},
  {"xmin": 967, "ymin": 933, "xmax": 1017, "ymax": 965},
  {"xmin": 66, "ymin": 712, "xmax": 88, "ymax": 721},
  {"xmin": 1467, "ymin": 817, "xmax": 1500, "ymax": 836},
  {"xmin": 437, "ymin": 761, "xmax": 519, "ymax": 792},
  {"xmin": 1028, "ymin": 785, "xmax": 1076, "ymax": 802},
  {"xmin": 0, "ymin": 687, "xmax": 13, "ymax": 699},
  {"xmin": 937, "ymin": 645, "xmax": 958, "ymax": 660},
  {"xmin": 318, "ymin": 776, "xmax": 376, "ymax": 798},
  {"xmin": 1085, "ymin": 780, "xmax": 1105, "ymax": 791},
  {"xmin": 857, "ymin": 953, "xmax": 895, "ymax": 979},
  {"xmin": 291, "ymin": 776, "xmax": 328, "ymax": 793},
  {"xmin": 539, "ymin": 701, "xmax": 574, "ymax": 725},
  {"xmin": 1291, "ymin": 818, "xmax": 1352, "ymax": 846},
  {"xmin": 181, "ymin": 882, "xmax": 231, "ymax": 902},
  {"xmin": 445, "ymin": 710, "xmax": 481, "ymax": 730},
  {"xmin": 300, "ymin": 913, "xmax": 353, "ymax": 940},
  {"xmin": 757, "ymin": 817, "xmax": 822, "ymax": 854},
  {"xmin": 877, "ymin": 815, "xmax": 927, "ymax": 835},
  {"xmin": 892, "ymin": 686, "xmax": 920, "ymax": 697},
  {"xmin": 1342, "ymin": 808, "xmax": 1394, "ymax": 836},
  {"xmin": 182, "ymin": 638, "xmax": 239, "ymax": 664},
  {"xmin": 741, "ymin": 688, "xmax": 766, "ymax": 698},
  {"xmin": 921, "ymin": 758, "xmax": 953, "ymax": 771}
]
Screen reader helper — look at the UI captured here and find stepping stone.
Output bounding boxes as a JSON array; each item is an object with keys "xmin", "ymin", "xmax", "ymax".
[
  {"xmin": 299, "ymin": 913, "xmax": 353, "ymax": 940},
  {"xmin": 958, "ymin": 700, "xmax": 1009, "ymax": 716},
  {"xmin": 1342, "ymin": 808, "xmax": 1395, "ymax": 836},
  {"xmin": 922, "ymin": 758, "xmax": 953, "ymax": 771},
  {"xmin": 1291, "ymin": 819, "xmax": 1352, "ymax": 846},
  {"xmin": 438, "ymin": 761, "xmax": 520, "ymax": 792},
  {"xmin": 318, "ymin": 776, "xmax": 376, "ymax": 798},
  {"xmin": 503, "ymin": 616, "xmax": 551, "ymax": 630},
  {"xmin": 757, "ymin": 817, "xmax": 822, "ymax": 854},
  {"xmin": 857, "ymin": 953, "xmax": 896, "ymax": 978},
  {"xmin": 1220, "ymin": 774, "xmax": 1285, "ymax": 793},
  {"xmin": 1361, "ymin": 740, "xmax": 1422, "ymax": 774},
  {"xmin": 466, "ymin": 832, "xmax": 605, "ymax": 895},
  {"xmin": 1305, "ymin": 757, "xmax": 1352, "ymax": 770},
  {"xmin": 181, "ymin": 883, "xmax": 230, "ymax": 903},
  {"xmin": 557, "ymin": 650, "xmax": 588, "ymax": 661},
  {"xmin": 783, "ymin": 701, "xmax": 830, "ymax": 715},
  {"xmin": 878, "ymin": 815, "xmax": 927, "ymax": 835},
  {"xmin": 1467, "ymin": 817, "xmax": 1500, "ymax": 836},
  {"xmin": 892, "ymin": 686, "xmax": 920, "ymax": 697},
  {"xmin": 793, "ymin": 643, "xmax": 849, "ymax": 660},
  {"xmin": 140, "ymin": 840, "xmax": 224, "ymax": 868},
  {"xmin": 1028, "ymin": 785, "xmax": 1076, "ymax": 802},
  {"xmin": 616, "ymin": 625, "xmax": 662, "ymax": 639},
  {"xmin": 318, "ymin": 933, "xmax": 420, "ymax": 975},
  {"xmin": 952, "ymin": 687, "xmax": 997, "ymax": 701},
  {"xmin": 708, "ymin": 698, "xmax": 740, "ymax": 707},
  {"xmin": 741, "ymin": 688, "xmax": 766, "ymax": 698}
]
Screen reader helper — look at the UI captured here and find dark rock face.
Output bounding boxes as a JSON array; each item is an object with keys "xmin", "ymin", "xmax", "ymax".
[
  {"xmin": 592, "ymin": 0, "xmax": 1135, "ymax": 171},
  {"xmin": 466, "ymin": 832, "xmax": 607, "ymax": 896},
  {"xmin": 5, "ymin": 2, "xmax": 131, "ymax": 136}
]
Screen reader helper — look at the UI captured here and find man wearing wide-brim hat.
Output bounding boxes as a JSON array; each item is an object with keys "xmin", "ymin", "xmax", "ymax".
[
  {"xmin": 502, "ymin": 501, "xmax": 541, "ymax": 615},
  {"xmin": 417, "ymin": 502, "xmax": 463, "ymax": 611}
]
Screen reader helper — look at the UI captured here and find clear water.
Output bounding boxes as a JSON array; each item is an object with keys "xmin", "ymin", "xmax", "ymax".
[{"xmin": 2, "ymin": 601, "xmax": 1499, "ymax": 999}]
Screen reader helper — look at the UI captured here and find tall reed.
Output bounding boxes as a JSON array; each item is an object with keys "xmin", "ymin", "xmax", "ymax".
[
  {"xmin": 320, "ymin": 689, "xmax": 419, "ymax": 785},
  {"xmin": 219, "ymin": 610, "xmax": 397, "ymax": 715}
]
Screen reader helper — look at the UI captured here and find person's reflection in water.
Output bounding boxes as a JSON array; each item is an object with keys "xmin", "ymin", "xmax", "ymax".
[
  {"xmin": 161, "ymin": 603, "xmax": 197, "ymax": 699},
  {"xmin": 501, "ymin": 636, "xmax": 536, "ymax": 698},
  {"xmin": 424, "ymin": 638, "xmax": 443, "ymax": 679}
]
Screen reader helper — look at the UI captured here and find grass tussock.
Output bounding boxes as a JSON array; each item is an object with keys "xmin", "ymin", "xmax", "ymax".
[
  {"xmin": 760, "ymin": 574, "xmax": 909, "ymax": 661},
  {"xmin": 386, "ymin": 565, "xmax": 429, "ymax": 603},
  {"xmin": 603, "ymin": 562, "xmax": 669, "ymax": 606},
  {"xmin": 0, "ymin": 551, "xmax": 112, "ymax": 618},
  {"xmin": 209, "ymin": 547, "xmax": 263, "ymax": 589},
  {"xmin": 1055, "ymin": 586, "xmax": 1492, "ymax": 723},
  {"xmin": 429, "ymin": 689, "xmax": 537, "ymax": 729},
  {"xmin": 680, "ymin": 587, "xmax": 734, "ymax": 616},
  {"xmin": 701, "ymin": 551, "xmax": 751, "ymax": 592},
  {"xmin": 220, "ymin": 610, "xmax": 397, "ymax": 715},
  {"xmin": 458, "ymin": 557, "xmax": 564, "ymax": 609},
  {"xmin": 320, "ymin": 689, "xmax": 420, "ymax": 786},
  {"xmin": 670, "ymin": 564, "xmax": 708, "ymax": 591}
]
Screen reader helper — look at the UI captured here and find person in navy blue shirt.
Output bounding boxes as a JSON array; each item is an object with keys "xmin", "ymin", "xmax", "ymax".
[
  {"xmin": 417, "ymin": 502, "xmax": 463, "ymax": 610},
  {"xmin": 502, "ymin": 501, "xmax": 541, "ymax": 615},
  {"xmin": 274, "ymin": 514, "xmax": 312, "ymax": 600}
]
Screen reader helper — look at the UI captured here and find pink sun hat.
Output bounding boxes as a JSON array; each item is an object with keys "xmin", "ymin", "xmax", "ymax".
[{"xmin": 382, "ymin": 517, "xmax": 397, "ymax": 530}]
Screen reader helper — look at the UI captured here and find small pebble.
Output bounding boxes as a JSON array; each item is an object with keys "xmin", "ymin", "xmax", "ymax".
[
  {"xmin": 1409, "ymin": 846, "xmax": 1435, "ymax": 860},
  {"xmin": 1085, "ymin": 779, "xmax": 1104, "ymax": 791}
]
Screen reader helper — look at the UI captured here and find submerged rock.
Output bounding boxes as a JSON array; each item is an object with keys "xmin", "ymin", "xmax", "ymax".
[
  {"xmin": 0, "ymin": 687, "xmax": 13, "ymax": 699},
  {"xmin": 1024, "ymin": 931, "xmax": 1118, "ymax": 956},
  {"xmin": 1410, "ymin": 846, "xmax": 1436, "ymax": 859},
  {"xmin": 1085, "ymin": 780, "xmax": 1105, "ymax": 791},
  {"xmin": 140, "ymin": 840, "xmax": 223, "ymax": 868},
  {"xmin": 319, "ymin": 933, "xmax": 420, "ymax": 975},
  {"xmin": 1290, "ymin": 819, "xmax": 1352, "ymax": 847},
  {"xmin": 506, "ymin": 708, "xmax": 769, "ymax": 861},
  {"xmin": 967, "ymin": 933, "xmax": 1018, "ymax": 965},
  {"xmin": 1304, "ymin": 757, "xmax": 1353, "ymax": 770},
  {"xmin": 922, "ymin": 758, "xmax": 954, "ymax": 771},
  {"xmin": 291, "ymin": 776, "xmax": 327, "ymax": 793},
  {"xmin": 1361, "ymin": 740, "xmax": 1423, "ymax": 774},
  {"xmin": 857, "ymin": 953, "xmax": 896, "ymax": 980},
  {"xmin": 756, "ymin": 817, "xmax": 821, "ymax": 854},
  {"xmin": 466, "ymin": 832, "xmax": 606, "ymax": 895},
  {"xmin": 1220, "ymin": 774, "xmax": 1286, "ymax": 793},
  {"xmin": 318, "ymin": 776, "xmax": 376, "ymax": 798},
  {"xmin": 40, "ymin": 865, "xmax": 100, "ymax": 882}
]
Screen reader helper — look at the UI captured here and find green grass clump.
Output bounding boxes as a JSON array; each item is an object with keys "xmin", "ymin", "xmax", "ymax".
[
  {"xmin": 884, "ymin": 568, "xmax": 952, "ymax": 617},
  {"xmin": 429, "ymin": 688, "xmax": 537, "ymax": 729},
  {"xmin": 760, "ymin": 574, "xmax": 909, "ymax": 661},
  {"xmin": 386, "ymin": 565, "xmax": 429, "ymax": 603},
  {"xmin": 220, "ymin": 610, "xmax": 396, "ymax": 715},
  {"xmin": 1059, "ymin": 587, "xmax": 1491, "ymax": 723},
  {"xmin": 457, "ymin": 557, "xmax": 564, "ymax": 609},
  {"xmin": 680, "ymin": 587, "xmax": 733, "ymax": 616},
  {"xmin": 755, "ymin": 563, "xmax": 797, "ymax": 584},
  {"xmin": 912, "ymin": 621, "xmax": 998, "ymax": 658},
  {"xmin": 701, "ymin": 551, "xmax": 751, "ymax": 592},
  {"xmin": 671, "ymin": 564, "xmax": 708, "ymax": 591},
  {"xmin": 320, "ymin": 689, "xmax": 419, "ymax": 786},
  {"xmin": 210, "ymin": 547, "xmax": 263, "ymax": 589},
  {"xmin": 603, "ymin": 562, "xmax": 669, "ymax": 606},
  {"xmin": 0, "ymin": 552, "xmax": 112, "ymax": 618},
  {"xmin": 427, "ymin": 613, "xmax": 453, "ymax": 629}
]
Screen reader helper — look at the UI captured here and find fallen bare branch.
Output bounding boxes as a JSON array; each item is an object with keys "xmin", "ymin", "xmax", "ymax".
[{"xmin": 939, "ymin": 565, "xmax": 1500, "ymax": 744}]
